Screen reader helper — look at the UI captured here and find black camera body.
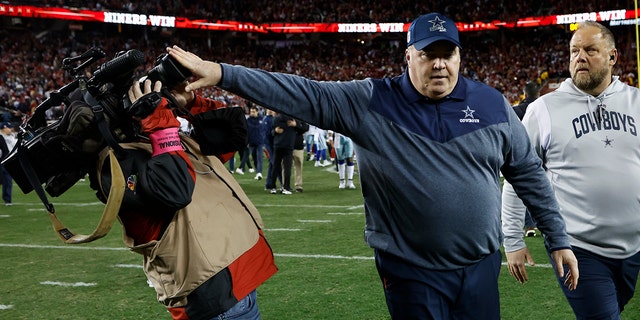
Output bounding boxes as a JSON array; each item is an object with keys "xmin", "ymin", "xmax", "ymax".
[
  {"xmin": 123, "ymin": 53, "xmax": 192, "ymax": 119},
  {"xmin": 2, "ymin": 119, "xmax": 92, "ymax": 196},
  {"xmin": 1, "ymin": 48, "xmax": 191, "ymax": 197},
  {"xmin": 143, "ymin": 53, "xmax": 192, "ymax": 89}
]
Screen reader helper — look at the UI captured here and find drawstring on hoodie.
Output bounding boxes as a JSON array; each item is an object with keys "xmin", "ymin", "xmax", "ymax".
[{"xmin": 595, "ymin": 96, "xmax": 607, "ymax": 123}]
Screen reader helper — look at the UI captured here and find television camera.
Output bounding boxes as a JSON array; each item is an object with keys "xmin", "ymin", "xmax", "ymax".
[{"xmin": 1, "ymin": 47, "xmax": 191, "ymax": 201}]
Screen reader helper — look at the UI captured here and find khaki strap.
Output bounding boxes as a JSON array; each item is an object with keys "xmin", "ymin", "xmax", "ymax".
[{"xmin": 48, "ymin": 149, "xmax": 125, "ymax": 244}]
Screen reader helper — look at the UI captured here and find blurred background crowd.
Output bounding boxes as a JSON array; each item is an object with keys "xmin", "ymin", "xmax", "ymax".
[
  {"xmin": 13, "ymin": 0, "xmax": 632, "ymax": 23},
  {"xmin": 0, "ymin": 0, "xmax": 638, "ymax": 127}
]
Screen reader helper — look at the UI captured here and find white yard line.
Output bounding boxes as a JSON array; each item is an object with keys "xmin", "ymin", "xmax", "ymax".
[
  {"xmin": 0, "ymin": 243, "xmax": 553, "ymax": 268},
  {"xmin": 257, "ymin": 204, "xmax": 356, "ymax": 208},
  {"xmin": 40, "ymin": 281, "xmax": 96, "ymax": 287},
  {"xmin": 275, "ymin": 253, "xmax": 373, "ymax": 260},
  {"xmin": 114, "ymin": 264, "xmax": 143, "ymax": 269}
]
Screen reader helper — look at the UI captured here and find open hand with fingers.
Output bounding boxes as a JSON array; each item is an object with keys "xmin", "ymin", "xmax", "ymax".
[
  {"xmin": 506, "ymin": 247, "xmax": 578, "ymax": 291},
  {"xmin": 166, "ymin": 46, "xmax": 222, "ymax": 92}
]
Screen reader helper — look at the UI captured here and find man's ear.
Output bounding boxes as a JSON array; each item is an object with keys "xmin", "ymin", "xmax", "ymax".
[
  {"xmin": 609, "ymin": 49, "xmax": 617, "ymax": 63},
  {"xmin": 405, "ymin": 48, "xmax": 411, "ymax": 66}
]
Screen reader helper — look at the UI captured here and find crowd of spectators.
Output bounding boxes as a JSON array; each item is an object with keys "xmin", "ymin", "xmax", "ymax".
[
  {"xmin": 0, "ymin": 8, "xmax": 639, "ymax": 127},
  {"xmin": 7, "ymin": 0, "xmax": 635, "ymax": 23}
]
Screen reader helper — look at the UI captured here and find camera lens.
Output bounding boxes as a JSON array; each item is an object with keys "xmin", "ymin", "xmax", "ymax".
[{"xmin": 145, "ymin": 54, "xmax": 191, "ymax": 89}]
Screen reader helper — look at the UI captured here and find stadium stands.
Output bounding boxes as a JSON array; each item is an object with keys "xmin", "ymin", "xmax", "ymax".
[
  {"xmin": 0, "ymin": 1, "xmax": 639, "ymax": 126},
  {"xmin": 8, "ymin": 1, "xmax": 629, "ymax": 23}
]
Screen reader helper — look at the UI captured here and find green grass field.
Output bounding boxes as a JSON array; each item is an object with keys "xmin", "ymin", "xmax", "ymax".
[{"xmin": 1, "ymin": 156, "xmax": 639, "ymax": 319}]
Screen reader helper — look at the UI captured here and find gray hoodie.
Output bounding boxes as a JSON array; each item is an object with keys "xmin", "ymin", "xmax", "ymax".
[{"xmin": 503, "ymin": 77, "xmax": 640, "ymax": 259}]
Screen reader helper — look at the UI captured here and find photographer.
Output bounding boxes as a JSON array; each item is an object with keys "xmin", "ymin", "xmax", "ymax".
[{"xmin": 92, "ymin": 79, "xmax": 277, "ymax": 319}]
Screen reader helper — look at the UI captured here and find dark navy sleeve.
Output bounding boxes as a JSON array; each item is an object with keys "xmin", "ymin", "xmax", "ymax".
[{"xmin": 136, "ymin": 151, "xmax": 195, "ymax": 212}]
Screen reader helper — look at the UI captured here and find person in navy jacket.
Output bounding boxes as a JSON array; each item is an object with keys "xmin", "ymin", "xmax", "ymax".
[{"xmin": 167, "ymin": 12, "xmax": 578, "ymax": 319}]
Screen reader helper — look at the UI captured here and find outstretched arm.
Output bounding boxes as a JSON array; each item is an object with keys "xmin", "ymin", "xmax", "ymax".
[{"xmin": 166, "ymin": 46, "xmax": 222, "ymax": 92}]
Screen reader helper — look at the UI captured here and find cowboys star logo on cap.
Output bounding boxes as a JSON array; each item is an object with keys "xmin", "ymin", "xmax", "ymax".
[
  {"xmin": 407, "ymin": 12, "xmax": 461, "ymax": 50},
  {"xmin": 429, "ymin": 16, "xmax": 447, "ymax": 32}
]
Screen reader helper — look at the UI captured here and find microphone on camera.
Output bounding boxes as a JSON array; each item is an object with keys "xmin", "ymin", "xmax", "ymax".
[{"xmin": 89, "ymin": 49, "xmax": 145, "ymax": 85}]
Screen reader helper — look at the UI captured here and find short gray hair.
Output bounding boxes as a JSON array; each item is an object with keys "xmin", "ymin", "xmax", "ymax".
[{"xmin": 576, "ymin": 21, "xmax": 616, "ymax": 49}]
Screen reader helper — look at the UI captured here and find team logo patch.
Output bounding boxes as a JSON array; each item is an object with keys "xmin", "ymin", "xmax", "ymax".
[
  {"xmin": 127, "ymin": 175, "xmax": 137, "ymax": 192},
  {"xmin": 460, "ymin": 106, "xmax": 479, "ymax": 123},
  {"xmin": 428, "ymin": 16, "xmax": 447, "ymax": 32}
]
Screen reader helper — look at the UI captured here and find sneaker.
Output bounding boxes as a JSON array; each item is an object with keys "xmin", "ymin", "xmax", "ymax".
[
  {"xmin": 235, "ymin": 168, "xmax": 245, "ymax": 175},
  {"xmin": 339, "ymin": 180, "xmax": 346, "ymax": 189},
  {"xmin": 347, "ymin": 181, "xmax": 356, "ymax": 189},
  {"xmin": 525, "ymin": 227, "xmax": 536, "ymax": 237},
  {"xmin": 5, "ymin": 203, "xmax": 12, "ymax": 206},
  {"xmin": 309, "ymin": 154, "xmax": 315, "ymax": 161},
  {"xmin": 281, "ymin": 189, "xmax": 292, "ymax": 195},
  {"xmin": 249, "ymin": 168, "xmax": 255, "ymax": 173},
  {"xmin": 315, "ymin": 162, "xmax": 321, "ymax": 167},
  {"xmin": 322, "ymin": 160, "xmax": 333, "ymax": 166},
  {"xmin": 270, "ymin": 188, "xmax": 277, "ymax": 194},
  {"xmin": 295, "ymin": 187, "xmax": 303, "ymax": 193},
  {"xmin": 254, "ymin": 173, "xmax": 263, "ymax": 180}
]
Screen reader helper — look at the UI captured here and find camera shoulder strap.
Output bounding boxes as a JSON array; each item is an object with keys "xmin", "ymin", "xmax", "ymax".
[
  {"xmin": 49, "ymin": 148, "xmax": 125, "ymax": 244},
  {"xmin": 16, "ymin": 127, "xmax": 124, "ymax": 243},
  {"xmin": 82, "ymin": 90, "xmax": 125, "ymax": 155}
]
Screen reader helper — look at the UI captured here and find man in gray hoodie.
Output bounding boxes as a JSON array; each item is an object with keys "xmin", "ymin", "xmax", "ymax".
[{"xmin": 502, "ymin": 21, "xmax": 640, "ymax": 319}]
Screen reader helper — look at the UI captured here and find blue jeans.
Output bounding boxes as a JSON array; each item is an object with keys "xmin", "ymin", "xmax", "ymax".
[
  {"xmin": 211, "ymin": 290, "xmax": 261, "ymax": 320},
  {"xmin": 240, "ymin": 144, "xmax": 263, "ymax": 174}
]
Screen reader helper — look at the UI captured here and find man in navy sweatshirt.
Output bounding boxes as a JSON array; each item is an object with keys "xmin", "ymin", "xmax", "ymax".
[{"xmin": 167, "ymin": 12, "xmax": 578, "ymax": 319}]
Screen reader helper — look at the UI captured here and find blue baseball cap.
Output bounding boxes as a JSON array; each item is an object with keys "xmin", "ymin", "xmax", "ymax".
[{"xmin": 407, "ymin": 13, "xmax": 461, "ymax": 50}]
